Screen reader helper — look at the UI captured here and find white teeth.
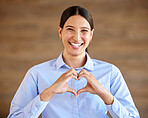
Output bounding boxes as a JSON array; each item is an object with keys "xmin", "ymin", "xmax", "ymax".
[{"xmin": 70, "ymin": 42, "xmax": 82, "ymax": 47}]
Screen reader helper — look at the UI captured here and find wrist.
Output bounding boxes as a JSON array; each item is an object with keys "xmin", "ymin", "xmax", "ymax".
[
  {"xmin": 98, "ymin": 90, "xmax": 114, "ymax": 105},
  {"xmin": 40, "ymin": 87, "xmax": 55, "ymax": 102},
  {"xmin": 104, "ymin": 94, "xmax": 114, "ymax": 105}
]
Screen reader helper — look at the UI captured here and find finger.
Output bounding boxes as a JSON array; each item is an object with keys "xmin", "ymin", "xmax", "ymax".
[
  {"xmin": 65, "ymin": 74, "xmax": 78, "ymax": 83},
  {"xmin": 71, "ymin": 68, "xmax": 78, "ymax": 76},
  {"xmin": 77, "ymin": 87, "xmax": 87, "ymax": 96},
  {"xmin": 66, "ymin": 68, "xmax": 77, "ymax": 76},
  {"xmin": 67, "ymin": 87, "xmax": 77, "ymax": 97},
  {"xmin": 78, "ymin": 69, "xmax": 90, "ymax": 80},
  {"xmin": 77, "ymin": 69, "xmax": 85, "ymax": 80},
  {"xmin": 65, "ymin": 68, "xmax": 78, "ymax": 80}
]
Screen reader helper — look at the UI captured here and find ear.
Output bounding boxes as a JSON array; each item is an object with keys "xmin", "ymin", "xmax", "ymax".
[
  {"xmin": 90, "ymin": 29, "xmax": 94, "ymax": 41},
  {"xmin": 58, "ymin": 26, "xmax": 63, "ymax": 40}
]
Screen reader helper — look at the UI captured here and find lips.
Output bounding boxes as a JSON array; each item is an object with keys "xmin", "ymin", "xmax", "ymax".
[{"xmin": 69, "ymin": 42, "xmax": 83, "ymax": 47}]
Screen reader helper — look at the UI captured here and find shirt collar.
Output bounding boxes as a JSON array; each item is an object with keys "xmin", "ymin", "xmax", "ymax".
[
  {"xmin": 55, "ymin": 52, "xmax": 94, "ymax": 71},
  {"xmin": 55, "ymin": 53, "xmax": 66, "ymax": 70},
  {"xmin": 83, "ymin": 52, "xmax": 94, "ymax": 71}
]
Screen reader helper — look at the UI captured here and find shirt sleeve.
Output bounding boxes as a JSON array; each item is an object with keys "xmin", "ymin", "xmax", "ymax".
[
  {"xmin": 106, "ymin": 65, "xmax": 140, "ymax": 118},
  {"xmin": 8, "ymin": 66, "xmax": 49, "ymax": 118}
]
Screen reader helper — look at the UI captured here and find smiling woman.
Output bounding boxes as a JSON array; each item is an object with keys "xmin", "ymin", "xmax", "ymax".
[{"xmin": 8, "ymin": 6, "xmax": 140, "ymax": 118}]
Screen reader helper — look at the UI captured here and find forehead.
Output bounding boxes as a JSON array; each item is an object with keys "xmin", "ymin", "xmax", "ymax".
[{"xmin": 64, "ymin": 15, "xmax": 90, "ymax": 28}]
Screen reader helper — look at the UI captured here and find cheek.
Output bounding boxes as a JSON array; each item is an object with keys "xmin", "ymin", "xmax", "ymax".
[
  {"xmin": 84, "ymin": 35, "xmax": 90, "ymax": 39},
  {"xmin": 83, "ymin": 32, "xmax": 92, "ymax": 38},
  {"xmin": 83, "ymin": 34, "xmax": 91, "ymax": 43},
  {"xmin": 62, "ymin": 32, "xmax": 73, "ymax": 40}
]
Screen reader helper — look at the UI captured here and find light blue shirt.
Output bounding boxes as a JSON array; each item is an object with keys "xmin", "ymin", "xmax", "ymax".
[{"xmin": 8, "ymin": 53, "xmax": 140, "ymax": 118}]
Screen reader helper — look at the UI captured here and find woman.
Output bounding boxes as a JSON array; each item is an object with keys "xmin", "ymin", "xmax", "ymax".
[{"xmin": 8, "ymin": 6, "xmax": 140, "ymax": 118}]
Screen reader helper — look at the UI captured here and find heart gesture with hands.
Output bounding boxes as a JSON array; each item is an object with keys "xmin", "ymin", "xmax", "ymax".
[{"xmin": 40, "ymin": 68, "xmax": 114, "ymax": 105}]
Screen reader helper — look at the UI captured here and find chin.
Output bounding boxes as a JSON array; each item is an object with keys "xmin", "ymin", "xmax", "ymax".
[{"xmin": 69, "ymin": 50, "xmax": 85, "ymax": 56}]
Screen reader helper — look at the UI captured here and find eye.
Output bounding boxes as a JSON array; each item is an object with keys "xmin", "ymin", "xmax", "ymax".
[
  {"xmin": 81, "ymin": 30, "xmax": 88, "ymax": 32},
  {"xmin": 67, "ymin": 28, "xmax": 74, "ymax": 31}
]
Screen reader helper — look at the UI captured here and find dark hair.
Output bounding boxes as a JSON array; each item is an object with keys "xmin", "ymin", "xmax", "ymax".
[{"xmin": 59, "ymin": 6, "xmax": 94, "ymax": 30}]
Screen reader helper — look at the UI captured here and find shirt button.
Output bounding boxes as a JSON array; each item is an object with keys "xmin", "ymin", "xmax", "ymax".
[
  {"xmin": 35, "ymin": 104, "xmax": 40, "ymax": 109},
  {"xmin": 105, "ymin": 110, "xmax": 108, "ymax": 114},
  {"xmin": 28, "ymin": 112, "xmax": 31, "ymax": 116}
]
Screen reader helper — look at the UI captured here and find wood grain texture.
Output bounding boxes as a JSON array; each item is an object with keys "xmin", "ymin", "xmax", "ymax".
[{"xmin": 0, "ymin": 0, "xmax": 148, "ymax": 117}]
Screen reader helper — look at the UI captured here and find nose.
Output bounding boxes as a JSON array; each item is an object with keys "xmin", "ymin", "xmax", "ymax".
[{"xmin": 73, "ymin": 30, "xmax": 81, "ymax": 42}]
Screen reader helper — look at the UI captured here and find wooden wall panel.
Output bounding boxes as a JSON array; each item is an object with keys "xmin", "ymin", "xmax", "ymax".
[{"xmin": 0, "ymin": 0, "xmax": 148, "ymax": 117}]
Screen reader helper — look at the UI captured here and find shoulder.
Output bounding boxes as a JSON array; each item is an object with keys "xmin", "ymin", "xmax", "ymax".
[
  {"xmin": 92, "ymin": 59, "xmax": 112, "ymax": 66},
  {"xmin": 28, "ymin": 58, "xmax": 57, "ymax": 73},
  {"xmin": 92, "ymin": 59, "xmax": 124, "ymax": 84},
  {"xmin": 92, "ymin": 59, "xmax": 112, "ymax": 68},
  {"xmin": 36, "ymin": 59, "xmax": 57, "ymax": 68},
  {"xmin": 92, "ymin": 59, "xmax": 120, "ymax": 73}
]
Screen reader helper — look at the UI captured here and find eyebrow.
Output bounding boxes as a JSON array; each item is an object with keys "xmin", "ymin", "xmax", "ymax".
[
  {"xmin": 81, "ymin": 27, "xmax": 90, "ymax": 30},
  {"xmin": 65, "ymin": 25, "xmax": 74, "ymax": 28},
  {"xmin": 65, "ymin": 25, "xmax": 90, "ymax": 30}
]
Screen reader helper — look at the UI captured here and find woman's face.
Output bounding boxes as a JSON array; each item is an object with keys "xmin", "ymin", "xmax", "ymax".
[{"xmin": 58, "ymin": 15, "xmax": 94, "ymax": 57}]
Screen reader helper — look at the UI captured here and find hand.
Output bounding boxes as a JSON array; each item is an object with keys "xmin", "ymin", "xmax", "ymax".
[
  {"xmin": 77, "ymin": 69, "xmax": 114, "ymax": 105},
  {"xmin": 40, "ymin": 68, "xmax": 78, "ymax": 101},
  {"xmin": 51, "ymin": 68, "xmax": 78, "ymax": 95}
]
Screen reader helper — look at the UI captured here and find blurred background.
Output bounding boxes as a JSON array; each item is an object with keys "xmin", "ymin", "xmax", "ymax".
[{"xmin": 0, "ymin": 0, "xmax": 148, "ymax": 117}]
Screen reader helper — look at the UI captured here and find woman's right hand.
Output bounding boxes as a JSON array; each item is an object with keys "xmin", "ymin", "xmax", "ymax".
[{"xmin": 40, "ymin": 68, "xmax": 78, "ymax": 101}]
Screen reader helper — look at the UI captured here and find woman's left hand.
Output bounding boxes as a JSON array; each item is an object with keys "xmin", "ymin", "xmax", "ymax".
[{"xmin": 77, "ymin": 69, "xmax": 114, "ymax": 105}]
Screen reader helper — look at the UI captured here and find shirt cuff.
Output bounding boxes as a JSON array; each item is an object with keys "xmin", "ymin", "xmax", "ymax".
[
  {"xmin": 106, "ymin": 97, "xmax": 119, "ymax": 118},
  {"xmin": 26, "ymin": 95, "xmax": 49, "ymax": 117}
]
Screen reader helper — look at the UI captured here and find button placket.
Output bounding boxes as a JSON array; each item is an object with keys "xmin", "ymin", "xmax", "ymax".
[{"xmin": 71, "ymin": 75, "xmax": 79, "ymax": 117}]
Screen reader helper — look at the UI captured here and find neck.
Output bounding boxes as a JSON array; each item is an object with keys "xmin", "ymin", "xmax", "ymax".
[{"xmin": 62, "ymin": 52, "xmax": 87, "ymax": 68}]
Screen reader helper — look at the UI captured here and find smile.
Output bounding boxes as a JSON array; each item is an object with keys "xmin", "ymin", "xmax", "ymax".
[{"xmin": 69, "ymin": 42, "xmax": 83, "ymax": 47}]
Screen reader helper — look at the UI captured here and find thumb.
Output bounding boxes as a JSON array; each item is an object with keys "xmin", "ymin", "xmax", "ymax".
[
  {"xmin": 67, "ymin": 87, "xmax": 77, "ymax": 97},
  {"xmin": 77, "ymin": 87, "xmax": 87, "ymax": 96}
]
